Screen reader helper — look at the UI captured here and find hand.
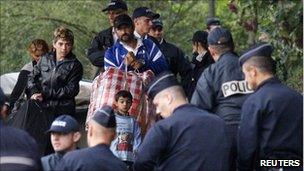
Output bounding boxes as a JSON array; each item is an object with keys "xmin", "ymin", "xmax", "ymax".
[
  {"xmin": 1, "ymin": 104, "xmax": 9, "ymax": 119},
  {"xmin": 125, "ymin": 52, "xmax": 136, "ymax": 66},
  {"xmin": 130, "ymin": 60, "xmax": 144, "ymax": 69},
  {"xmin": 30, "ymin": 93, "xmax": 43, "ymax": 101}
]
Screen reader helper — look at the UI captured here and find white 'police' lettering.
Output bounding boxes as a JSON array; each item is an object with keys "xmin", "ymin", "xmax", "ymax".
[
  {"xmin": 52, "ymin": 121, "xmax": 67, "ymax": 127},
  {"xmin": 221, "ymin": 80, "xmax": 253, "ymax": 97}
]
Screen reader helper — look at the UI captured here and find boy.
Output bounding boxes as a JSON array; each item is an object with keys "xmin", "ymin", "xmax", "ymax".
[{"xmin": 110, "ymin": 90, "xmax": 141, "ymax": 170}]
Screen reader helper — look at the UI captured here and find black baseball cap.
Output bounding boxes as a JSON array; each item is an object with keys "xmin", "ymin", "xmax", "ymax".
[
  {"xmin": 152, "ymin": 18, "xmax": 163, "ymax": 28},
  {"xmin": 206, "ymin": 17, "xmax": 221, "ymax": 28},
  {"xmin": 113, "ymin": 14, "xmax": 133, "ymax": 28},
  {"xmin": 132, "ymin": 7, "xmax": 160, "ymax": 20},
  {"xmin": 102, "ymin": 0, "xmax": 128, "ymax": 12}
]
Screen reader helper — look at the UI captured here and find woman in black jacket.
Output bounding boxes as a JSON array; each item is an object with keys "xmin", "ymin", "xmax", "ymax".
[
  {"xmin": 28, "ymin": 26, "xmax": 83, "ymax": 119},
  {"xmin": 187, "ymin": 31, "xmax": 214, "ymax": 100},
  {"xmin": 6, "ymin": 39, "xmax": 49, "ymax": 115}
]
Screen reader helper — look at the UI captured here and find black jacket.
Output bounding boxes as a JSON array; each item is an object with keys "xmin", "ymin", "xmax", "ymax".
[
  {"xmin": 28, "ymin": 52, "xmax": 83, "ymax": 116},
  {"xmin": 87, "ymin": 27, "xmax": 113, "ymax": 75},
  {"xmin": 157, "ymin": 39, "xmax": 192, "ymax": 94},
  {"xmin": 187, "ymin": 51, "xmax": 214, "ymax": 100}
]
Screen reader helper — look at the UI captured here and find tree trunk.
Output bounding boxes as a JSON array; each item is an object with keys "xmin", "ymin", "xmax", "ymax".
[{"xmin": 209, "ymin": 0, "xmax": 216, "ymax": 17}]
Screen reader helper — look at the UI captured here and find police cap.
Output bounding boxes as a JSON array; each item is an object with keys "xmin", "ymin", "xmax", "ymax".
[
  {"xmin": 239, "ymin": 43, "xmax": 273, "ymax": 67},
  {"xmin": 207, "ymin": 27, "xmax": 233, "ymax": 46},
  {"xmin": 146, "ymin": 71, "xmax": 179, "ymax": 100},
  {"xmin": 92, "ymin": 105, "xmax": 116, "ymax": 128}
]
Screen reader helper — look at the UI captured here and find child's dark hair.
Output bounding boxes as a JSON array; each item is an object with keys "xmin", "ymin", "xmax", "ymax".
[{"xmin": 115, "ymin": 90, "xmax": 133, "ymax": 101}]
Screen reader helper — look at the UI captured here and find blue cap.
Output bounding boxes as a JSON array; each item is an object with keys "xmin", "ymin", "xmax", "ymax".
[
  {"xmin": 208, "ymin": 27, "xmax": 233, "ymax": 46},
  {"xmin": 146, "ymin": 71, "xmax": 179, "ymax": 100},
  {"xmin": 102, "ymin": 0, "xmax": 128, "ymax": 12},
  {"xmin": 206, "ymin": 17, "xmax": 221, "ymax": 28},
  {"xmin": 239, "ymin": 43, "xmax": 273, "ymax": 66},
  {"xmin": 47, "ymin": 115, "xmax": 79, "ymax": 134},
  {"xmin": 132, "ymin": 7, "xmax": 160, "ymax": 20},
  {"xmin": 152, "ymin": 18, "xmax": 163, "ymax": 27},
  {"xmin": 92, "ymin": 105, "xmax": 116, "ymax": 128}
]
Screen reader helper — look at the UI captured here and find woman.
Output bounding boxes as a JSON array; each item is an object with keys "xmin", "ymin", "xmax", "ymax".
[{"xmin": 6, "ymin": 39, "xmax": 49, "ymax": 115}]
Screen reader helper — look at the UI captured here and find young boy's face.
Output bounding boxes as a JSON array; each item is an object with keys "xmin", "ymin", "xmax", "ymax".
[{"xmin": 116, "ymin": 97, "xmax": 132, "ymax": 114}]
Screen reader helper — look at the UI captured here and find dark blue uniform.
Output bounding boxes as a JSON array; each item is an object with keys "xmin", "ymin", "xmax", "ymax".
[
  {"xmin": 0, "ymin": 123, "xmax": 42, "ymax": 171},
  {"xmin": 134, "ymin": 104, "xmax": 231, "ymax": 171},
  {"xmin": 237, "ymin": 78, "xmax": 303, "ymax": 170},
  {"xmin": 41, "ymin": 152, "xmax": 64, "ymax": 171},
  {"xmin": 57, "ymin": 144, "xmax": 127, "ymax": 171},
  {"xmin": 191, "ymin": 52, "xmax": 251, "ymax": 123}
]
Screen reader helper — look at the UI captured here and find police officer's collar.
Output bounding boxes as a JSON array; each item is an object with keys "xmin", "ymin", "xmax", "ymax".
[{"xmin": 255, "ymin": 77, "xmax": 279, "ymax": 91}]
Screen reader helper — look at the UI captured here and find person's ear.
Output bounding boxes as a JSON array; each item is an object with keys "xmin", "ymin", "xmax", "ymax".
[{"xmin": 73, "ymin": 131, "xmax": 81, "ymax": 143}]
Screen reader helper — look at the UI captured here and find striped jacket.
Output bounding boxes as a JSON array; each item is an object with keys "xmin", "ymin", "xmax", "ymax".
[{"xmin": 104, "ymin": 38, "xmax": 168, "ymax": 75}]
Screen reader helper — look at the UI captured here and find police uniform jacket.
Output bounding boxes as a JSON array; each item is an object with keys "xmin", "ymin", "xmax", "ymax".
[
  {"xmin": 134, "ymin": 104, "xmax": 231, "ymax": 171},
  {"xmin": 57, "ymin": 144, "xmax": 127, "ymax": 171},
  {"xmin": 41, "ymin": 152, "xmax": 64, "ymax": 171},
  {"xmin": 191, "ymin": 52, "xmax": 250, "ymax": 124},
  {"xmin": 87, "ymin": 27, "xmax": 113, "ymax": 69},
  {"xmin": 237, "ymin": 77, "xmax": 303, "ymax": 170}
]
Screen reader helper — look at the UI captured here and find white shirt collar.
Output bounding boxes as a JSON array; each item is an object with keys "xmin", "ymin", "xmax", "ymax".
[{"xmin": 120, "ymin": 37, "xmax": 143, "ymax": 55}]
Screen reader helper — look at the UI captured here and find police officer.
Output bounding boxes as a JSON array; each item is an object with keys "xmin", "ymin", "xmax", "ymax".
[
  {"xmin": 41, "ymin": 115, "xmax": 81, "ymax": 171},
  {"xmin": 148, "ymin": 18, "xmax": 192, "ymax": 95},
  {"xmin": 187, "ymin": 30, "xmax": 214, "ymax": 99},
  {"xmin": 206, "ymin": 17, "xmax": 221, "ymax": 32},
  {"xmin": 87, "ymin": 0, "xmax": 128, "ymax": 76},
  {"xmin": 237, "ymin": 43, "xmax": 303, "ymax": 170},
  {"xmin": 134, "ymin": 71, "xmax": 231, "ymax": 171},
  {"xmin": 191, "ymin": 27, "xmax": 252, "ymax": 170},
  {"xmin": 0, "ymin": 88, "xmax": 42, "ymax": 171},
  {"xmin": 132, "ymin": 6, "xmax": 159, "ymax": 39},
  {"xmin": 56, "ymin": 106, "xmax": 127, "ymax": 171}
]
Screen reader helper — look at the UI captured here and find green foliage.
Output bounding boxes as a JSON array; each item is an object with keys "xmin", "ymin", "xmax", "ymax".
[{"xmin": 0, "ymin": 0, "xmax": 302, "ymax": 92}]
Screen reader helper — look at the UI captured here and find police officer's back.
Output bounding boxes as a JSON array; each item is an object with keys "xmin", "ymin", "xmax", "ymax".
[
  {"xmin": 191, "ymin": 27, "xmax": 252, "ymax": 170},
  {"xmin": 237, "ymin": 43, "xmax": 303, "ymax": 170},
  {"xmin": 57, "ymin": 106, "xmax": 127, "ymax": 171}
]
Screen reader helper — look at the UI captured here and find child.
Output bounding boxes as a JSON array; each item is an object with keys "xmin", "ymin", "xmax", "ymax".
[{"xmin": 110, "ymin": 90, "xmax": 141, "ymax": 170}]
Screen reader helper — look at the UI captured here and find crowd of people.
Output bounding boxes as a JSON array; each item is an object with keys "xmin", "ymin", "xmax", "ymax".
[{"xmin": 0, "ymin": 0, "xmax": 303, "ymax": 171}]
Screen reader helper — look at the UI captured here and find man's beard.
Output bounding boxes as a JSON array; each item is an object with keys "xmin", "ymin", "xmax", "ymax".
[{"xmin": 120, "ymin": 33, "xmax": 133, "ymax": 43}]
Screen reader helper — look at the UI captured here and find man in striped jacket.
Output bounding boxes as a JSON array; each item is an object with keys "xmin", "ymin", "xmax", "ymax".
[{"xmin": 104, "ymin": 14, "xmax": 168, "ymax": 76}]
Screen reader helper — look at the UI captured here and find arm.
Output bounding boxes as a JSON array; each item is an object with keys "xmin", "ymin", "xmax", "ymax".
[
  {"xmin": 86, "ymin": 33, "xmax": 111, "ymax": 68},
  {"xmin": 133, "ymin": 120, "xmax": 142, "ymax": 156},
  {"xmin": 42, "ymin": 61, "xmax": 83, "ymax": 100},
  {"xmin": 104, "ymin": 48, "xmax": 119, "ymax": 70},
  {"xmin": 175, "ymin": 48, "xmax": 192, "ymax": 93},
  {"xmin": 190, "ymin": 68, "xmax": 215, "ymax": 111},
  {"xmin": 27, "ymin": 59, "xmax": 42, "ymax": 97},
  {"xmin": 134, "ymin": 125, "xmax": 167, "ymax": 171},
  {"xmin": 237, "ymin": 100, "xmax": 260, "ymax": 170},
  {"xmin": 145, "ymin": 42, "xmax": 169, "ymax": 75},
  {"xmin": 9, "ymin": 70, "xmax": 30, "ymax": 109}
]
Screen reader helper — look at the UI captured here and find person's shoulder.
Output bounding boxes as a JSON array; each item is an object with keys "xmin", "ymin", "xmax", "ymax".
[{"xmin": 98, "ymin": 27, "xmax": 112, "ymax": 37}]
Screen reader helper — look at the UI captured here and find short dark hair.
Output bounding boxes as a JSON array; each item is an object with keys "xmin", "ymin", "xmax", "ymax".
[
  {"xmin": 115, "ymin": 90, "xmax": 133, "ymax": 101},
  {"xmin": 245, "ymin": 56, "xmax": 276, "ymax": 74}
]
